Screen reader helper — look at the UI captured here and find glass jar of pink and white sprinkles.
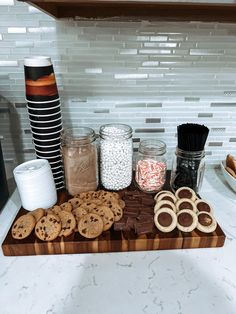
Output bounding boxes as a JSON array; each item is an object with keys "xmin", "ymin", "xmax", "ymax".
[{"xmin": 135, "ymin": 139, "xmax": 167, "ymax": 193}]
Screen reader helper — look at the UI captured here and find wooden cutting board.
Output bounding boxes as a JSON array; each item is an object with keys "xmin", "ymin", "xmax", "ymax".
[{"xmin": 1, "ymin": 179, "xmax": 226, "ymax": 256}]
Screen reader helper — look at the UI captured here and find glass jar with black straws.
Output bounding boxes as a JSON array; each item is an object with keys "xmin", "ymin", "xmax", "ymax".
[{"xmin": 170, "ymin": 123, "xmax": 209, "ymax": 194}]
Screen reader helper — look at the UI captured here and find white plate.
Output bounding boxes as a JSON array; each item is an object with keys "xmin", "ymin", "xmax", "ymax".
[{"xmin": 220, "ymin": 161, "xmax": 236, "ymax": 193}]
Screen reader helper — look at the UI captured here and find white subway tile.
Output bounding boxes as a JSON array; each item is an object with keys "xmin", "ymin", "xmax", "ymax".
[
  {"xmin": 0, "ymin": 0, "xmax": 14, "ymax": 5},
  {"xmin": 28, "ymin": 27, "xmax": 55, "ymax": 33},
  {"xmin": 8, "ymin": 27, "xmax": 26, "ymax": 33},
  {"xmin": 0, "ymin": 60, "xmax": 18, "ymax": 66}
]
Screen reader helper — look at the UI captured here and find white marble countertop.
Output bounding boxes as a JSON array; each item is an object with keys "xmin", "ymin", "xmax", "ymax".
[{"xmin": 0, "ymin": 168, "xmax": 236, "ymax": 314}]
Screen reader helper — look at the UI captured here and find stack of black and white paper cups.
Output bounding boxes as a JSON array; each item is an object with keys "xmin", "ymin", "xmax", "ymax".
[{"xmin": 24, "ymin": 56, "xmax": 64, "ymax": 190}]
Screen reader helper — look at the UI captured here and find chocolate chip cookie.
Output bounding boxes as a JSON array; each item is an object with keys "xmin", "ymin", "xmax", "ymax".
[
  {"xmin": 58, "ymin": 210, "xmax": 76, "ymax": 237},
  {"xmin": 11, "ymin": 214, "xmax": 36, "ymax": 240},
  {"xmin": 78, "ymin": 213, "xmax": 103, "ymax": 239},
  {"xmin": 35, "ymin": 214, "xmax": 61, "ymax": 241}
]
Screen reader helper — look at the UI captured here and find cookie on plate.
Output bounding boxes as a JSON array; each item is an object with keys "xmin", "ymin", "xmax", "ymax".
[
  {"xmin": 11, "ymin": 214, "xmax": 36, "ymax": 240},
  {"xmin": 78, "ymin": 213, "xmax": 103, "ymax": 239},
  {"xmin": 226, "ymin": 154, "xmax": 236, "ymax": 173},
  {"xmin": 35, "ymin": 214, "xmax": 61, "ymax": 241}
]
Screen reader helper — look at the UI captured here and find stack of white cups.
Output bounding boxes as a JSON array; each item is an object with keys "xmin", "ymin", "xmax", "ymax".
[{"xmin": 13, "ymin": 159, "xmax": 57, "ymax": 211}]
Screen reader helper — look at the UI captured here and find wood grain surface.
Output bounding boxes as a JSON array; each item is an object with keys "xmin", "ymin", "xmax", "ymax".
[{"xmin": 1, "ymin": 176, "xmax": 226, "ymax": 256}]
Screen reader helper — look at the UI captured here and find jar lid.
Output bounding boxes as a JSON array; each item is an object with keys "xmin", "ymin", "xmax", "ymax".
[
  {"xmin": 61, "ymin": 127, "xmax": 96, "ymax": 146},
  {"xmin": 139, "ymin": 139, "xmax": 166, "ymax": 156},
  {"xmin": 99, "ymin": 123, "xmax": 132, "ymax": 139}
]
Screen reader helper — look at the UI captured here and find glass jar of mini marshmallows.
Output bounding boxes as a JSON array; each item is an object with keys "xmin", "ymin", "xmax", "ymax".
[{"xmin": 99, "ymin": 123, "xmax": 133, "ymax": 190}]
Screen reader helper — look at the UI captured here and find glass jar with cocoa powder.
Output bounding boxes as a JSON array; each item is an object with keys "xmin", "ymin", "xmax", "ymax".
[{"xmin": 61, "ymin": 127, "xmax": 98, "ymax": 195}]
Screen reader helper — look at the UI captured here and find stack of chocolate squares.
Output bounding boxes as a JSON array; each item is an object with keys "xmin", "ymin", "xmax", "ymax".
[{"xmin": 114, "ymin": 189, "xmax": 155, "ymax": 235}]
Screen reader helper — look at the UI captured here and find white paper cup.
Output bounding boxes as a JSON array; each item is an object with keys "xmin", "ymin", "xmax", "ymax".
[
  {"xmin": 35, "ymin": 153, "xmax": 62, "ymax": 159},
  {"xmin": 13, "ymin": 159, "xmax": 57, "ymax": 211},
  {"xmin": 31, "ymin": 128, "xmax": 62, "ymax": 136},
  {"xmin": 27, "ymin": 103, "xmax": 61, "ymax": 111},
  {"xmin": 31, "ymin": 122, "xmax": 62, "ymax": 130},
  {"xmin": 26, "ymin": 97, "xmax": 60, "ymax": 104},
  {"xmin": 28, "ymin": 110, "xmax": 62, "ymax": 117},
  {"xmin": 29, "ymin": 117, "xmax": 61, "ymax": 124}
]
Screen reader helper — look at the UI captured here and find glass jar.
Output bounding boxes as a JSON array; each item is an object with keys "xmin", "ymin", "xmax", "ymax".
[
  {"xmin": 99, "ymin": 123, "xmax": 133, "ymax": 190},
  {"xmin": 135, "ymin": 139, "xmax": 167, "ymax": 193},
  {"xmin": 61, "ymin": 127, "xmax": 98, "ymax": 195},
  {"xmin": 170, "ymin": 147, "xmax": 205, "ymax": 194}
]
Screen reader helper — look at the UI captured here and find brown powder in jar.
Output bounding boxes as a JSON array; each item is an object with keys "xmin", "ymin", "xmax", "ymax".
[{"xmin": 62, "ymin": 144, "xmax": 98, "ymax": 195}]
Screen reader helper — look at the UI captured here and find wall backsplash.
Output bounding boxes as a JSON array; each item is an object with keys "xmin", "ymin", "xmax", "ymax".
[{"xmin": 1, "ymin": 0, "xmax": 236, "ymax": 176}]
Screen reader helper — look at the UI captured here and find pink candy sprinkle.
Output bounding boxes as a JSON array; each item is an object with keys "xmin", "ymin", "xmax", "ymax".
[{"xmin": 135, "ymin": 159, "xmax": 166, "ymax": 192}]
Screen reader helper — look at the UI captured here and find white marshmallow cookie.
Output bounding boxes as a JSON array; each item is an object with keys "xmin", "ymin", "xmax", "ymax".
[{"xmin": 99, "ymin": 124, "xmax": 133, "ymax": 190}]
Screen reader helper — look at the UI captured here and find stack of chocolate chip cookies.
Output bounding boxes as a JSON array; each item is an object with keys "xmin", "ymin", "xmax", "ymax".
[{"xmin": 11, "ymin": 190, "xmax": 125, "ymax": 241}]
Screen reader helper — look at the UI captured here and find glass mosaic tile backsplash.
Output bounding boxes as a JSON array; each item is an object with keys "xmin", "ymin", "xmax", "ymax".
[{"xmin": 1, "ymin": 0, "xmax": 236, "ymax": 175}]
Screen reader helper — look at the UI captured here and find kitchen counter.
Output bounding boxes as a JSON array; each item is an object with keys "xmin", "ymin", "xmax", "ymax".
[{"xmin": 0, "ymin": 168, "xmax": 236, "ymax": 314}]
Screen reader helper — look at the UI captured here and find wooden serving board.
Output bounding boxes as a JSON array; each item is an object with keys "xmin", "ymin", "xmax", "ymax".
[{"xmin": 1, "ymin": 180, "xmax": 226, "ymax": 256}]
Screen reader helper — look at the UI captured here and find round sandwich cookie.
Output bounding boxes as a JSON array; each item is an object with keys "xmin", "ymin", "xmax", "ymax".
[
  {"xmin": 58, "ymin": 210, "xmax": 76, "ymax": 237},
  {"xmin": 156, "ymin": 192, "xmax": 177, "ymax": 204},
  {"xmin": 197, "ymin": 211, "xmax": 217, "ymax": 233},
  {"xmin": 154, "ymin": 208, "xmax": 177, "ymax": 233},
  {"xmin": 78, "ymin": 213, "xmax": 104, "ymax": 239},
  {"xmin": 176, "ymin": 198, "xmax": 197, "ymax": 213},
  {"xmin": 195, "ymin": 199, "xmax": 213, "ymax": 214},
  {"xmin": 154, "ymin": 200, "xmax": 177, "ymax": 213},
  {"xmin": 176, "ymin": 209, "xmax": 198, "ymax": 232},
  {"xmin": 175, "ymin": 187, "xmax": 196, "ymax": 201},
  {"xmin": 11, "ymin": 214, "xmax": 36, "ymax": 240},
  {"xmin": 35, "ymin": 214, "xmax": 61, "ymax": 241},
  {"xmin": 154, "ymin": 190, "xmax": 174, "ymax": 201}
]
